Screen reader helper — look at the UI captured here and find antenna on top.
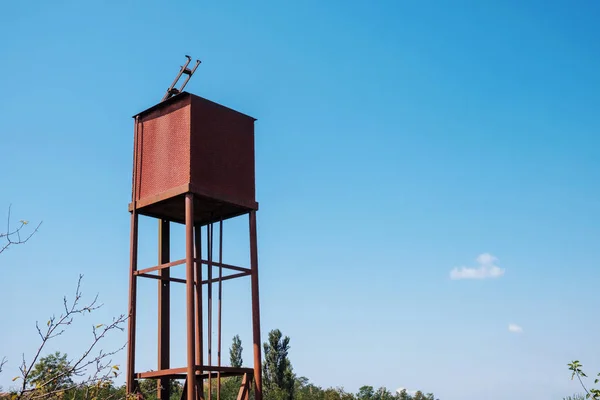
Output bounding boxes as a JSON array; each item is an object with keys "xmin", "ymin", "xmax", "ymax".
[{"xmin": 161, "ymin": 55, "xmax": 201, "ymax": 102}]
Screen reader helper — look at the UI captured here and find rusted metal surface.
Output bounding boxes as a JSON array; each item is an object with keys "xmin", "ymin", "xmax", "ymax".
[
  {"xmin": 126, "ymin": 211, "xmax": 139, "ymax": 395},
  {"xmin": 136, "ymin": 258, "xmax": 249, "ymax": 276},
  {"xmin": 158, "ymin": 219, "xmax": 170, "ymax": 400},
  {"xmin": 126, "ymin": 80, "xmax": 263, "ymax": 400},
  {"xmin": 137, "ymin": 271, "xmax": 251, "ymax": 285},
  {"xmin": 134, "ymin": 104, "xmax": 191, "ymax": 202},
  {"xmin": 126, "ymin": 115, "xmax": 140, "ymax": 396},
  {"xmin": 217, "ymin": 219, "xmax": 223, "ymax": 400},
  {"xmin": 162, "ymin": 55, "xmax": 201, "ymax": 102},
  {"xmin": 194, "ymin": 224, "xmax": 203, "ymax": 367},
  {"xmin": 189, "ymin": 95, "xmax": 257, "ymax": 209},
  {"xmin": 194, "ymin": 224, "xmax": 204, "ymax": 400},
  {"xmin": 185, "ymin": 194, "xmax": 197, "ymax": 400},
  {"xmin": 249, "ymin": 211, "xmax": 263, "ymax": 400},
  {"xmin": 207, "ymin": 223, "xmax": 213, "ymax": 400},
  {"xmin": 137, "ymin": 366, "xmax": 253, "ymax": 380},
  {"xmin": 236, "ymin": 373, "xmax": 251, "ymax": 400},
  {"xmin": 136, "ymin": 258, "xmax": 187, "ymax": 275},
  {"xmin": 129, "ymin": 93, "xmax": 258, "ymax": 225}
]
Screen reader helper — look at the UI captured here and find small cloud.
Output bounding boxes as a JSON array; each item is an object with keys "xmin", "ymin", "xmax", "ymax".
[
  {"xmin": 508, "ymin": 323, "xmax": 523, "ymax": 333},
  {"xmin": 450, "ymin": 252, "xmax": 505, "ymax": 280}
]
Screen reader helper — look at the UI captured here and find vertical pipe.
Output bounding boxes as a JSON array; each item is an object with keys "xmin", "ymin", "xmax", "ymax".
[
  {"xmin": 126, "ymin": 211, "xmax": 139, "ymax": 395},
  {"xmin": 249, "ymin": 211, "xmax": 262, "ymax": 400},
  {"xmin": 185, "ymin": 194, "xmax": 196, "ymax": 400},
  {"xmin": 217, "ymin": 219, "xmax": 223, "ymax": 400},
  {"xmin": 158, "ymin": 219, "xmax": 171, "ymax": 400},
  {"xmin": 194, "ymin": 224, "xmax": 204, "ymax": 399},
  {"xmin": 126, "ymin": 116, "xmax": 140, "ymax": 396},
  {"xmin": 207, "ymin": 223, "xmax": 213, "ymax": 400}
]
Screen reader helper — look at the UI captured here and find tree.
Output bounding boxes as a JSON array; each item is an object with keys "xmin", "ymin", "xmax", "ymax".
[
  {"xmin": 396, "ymin": 390, "xmax": 410, "ymax": 400},
  {"xmin": 28, "ymin": 352, "xmax": 73, "ymax": 395},
  {"xmin": 357, "ymin": 386, "xmax": 374, "ymax": 400},
  {"xmin": 412, "ymin": 392, "xmax": 425, "ymax": 400},
  {"xmin": 230, "ymin": 335, "xmax": 243, "ymax": 368},
  {"xmin": 215, "ymin": 336, "xmax": 247, "ymax": 400},
  {"xmin": 372, "ymin": 387, "xmax": 394, "ymax": 400},
  {"xmin": 137, "ymin": 378, "xmax": 183, "ymax": 400},
  {"xmin": 263, "ymin": 329, "xmax": 295, "ymax": 400}
]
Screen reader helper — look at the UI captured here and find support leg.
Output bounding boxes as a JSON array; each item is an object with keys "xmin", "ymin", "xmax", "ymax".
[
  {"xmin": 126, "ymin": 211, "xmax": 139, "ymax": 395},
  {"xmin": 158, "ymin": 219, "xmax": 171, "ymax": 400},
  {"xmin": 249, "ymin": 212, "xmax": 263, "ymax": 400},
  {"xmin": 185, "ymin": 194, "xmax": 197, "ymax": 400},
  {"xmin": 194, "ymin": 224, "xmax": 204, "ymax": 400},
  {"xmin": 217, "ymin": 219, "xmax": 223, "ymax": 400},
  {"xmin": 207, "ymin": 223, "xmax": 213, "ymax": 400}
]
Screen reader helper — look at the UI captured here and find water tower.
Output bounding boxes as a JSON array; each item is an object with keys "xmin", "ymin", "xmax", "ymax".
[{"xmin": 125, "ymin": 56, "xmax": 263, "ymax": 400}]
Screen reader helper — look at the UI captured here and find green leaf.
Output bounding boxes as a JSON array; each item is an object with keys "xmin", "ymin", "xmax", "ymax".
[{"xmin": 95, "ymin": 324, "xmax": 104, "ymax": 329}]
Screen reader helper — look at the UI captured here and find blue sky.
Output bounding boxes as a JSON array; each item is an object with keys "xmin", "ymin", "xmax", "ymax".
[{"xmin": 1, "ymin": 1, "xmax": 600, "ymax": 399}]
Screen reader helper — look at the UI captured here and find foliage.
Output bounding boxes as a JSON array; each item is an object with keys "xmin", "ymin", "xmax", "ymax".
[
  {"xmin": 230, "ymin": 335, "xmax": 243, "ymax": 369},
  {"xmin": 28, "ymin": 352, "xmax": 74, "ymax": 395},
  {"xmin": 568, "ymin": 360, "xmax": 600, "ymax": 400},
  {"xmin": 1, "ymin": 275, "xmax": 126, "ymax": 400},
  {"xmin": 136, "ymin": 378, "xmax": 183, "ymax": 400},
  {"xmin": 263, "ymin": 329, "xmax": 295, "ymax": 400}
]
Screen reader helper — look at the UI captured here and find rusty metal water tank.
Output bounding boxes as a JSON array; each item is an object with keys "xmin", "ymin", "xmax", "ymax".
[{"xmin": 129, "ymin": 91, "xmax": 258, "ymax": 224}]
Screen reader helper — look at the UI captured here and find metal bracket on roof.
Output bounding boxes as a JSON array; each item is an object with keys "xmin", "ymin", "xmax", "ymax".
[{"xmin": 161, "ymin": 55, "xmax": 201, "ymax": 102}]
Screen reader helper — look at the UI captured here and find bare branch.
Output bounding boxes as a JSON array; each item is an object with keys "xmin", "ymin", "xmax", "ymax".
[
  {"xmin": 0, "ymin": 356, "xmax": 6, "ymax": 373},
  {"xmin": 13, "ymin": 275, "xmax": 127, "ymax": 400},
  {"xmin": 0, "ymin": 205, "xmax": 42, "ymax": 255}
]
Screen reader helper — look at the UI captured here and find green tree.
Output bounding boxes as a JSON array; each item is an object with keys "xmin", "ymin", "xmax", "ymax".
[
  {"xmin": 28, "ymin": 352, "xmax": 73, "ymax": 395},
  {"xmin": 412, "ymin": 391, "xmax": 425, "ymax": 400},
  {"xmin": 396, "ymin": 389, "xmax": 410, "ymax": 400},
  {"xmin": 294, "ymin": 377, "xmax": 324, "ymax": 400},
  {"xmin": 230, "ymin": 335, "xmax": 243, "ymax": 368},
  {"xmin": 263, "ymin": 329, "xmax": 295, "ymax": 400},
  {"xmin": 357, "ymin": 386, "xmax": 374, "ymax": 400},
  {"xmin": 373, "ymin": 387, "xmax": 394, "ymax": 400}
]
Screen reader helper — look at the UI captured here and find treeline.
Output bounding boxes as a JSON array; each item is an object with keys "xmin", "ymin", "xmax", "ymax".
[{"xmin": 1, "ymin": 329, "xmax": 437, "ymax": 400}]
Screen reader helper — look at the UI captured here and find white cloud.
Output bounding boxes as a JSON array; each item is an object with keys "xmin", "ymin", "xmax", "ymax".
[
  {"xmin": 508, "ymin": 323, "xmax": 523, "ymax": 333},
  {"xmin": 450, "ymin": 252, "xmax": 505, "ymax": 280}
]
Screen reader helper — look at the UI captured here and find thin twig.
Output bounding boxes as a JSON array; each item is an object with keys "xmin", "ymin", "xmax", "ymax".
[
  {"xmin": 0, "ymin": 205, "xmax": 42, "ymax": 255},
  {"xmin": 13, "ymin": 275, "xmax": 127, "ymax": 400}
]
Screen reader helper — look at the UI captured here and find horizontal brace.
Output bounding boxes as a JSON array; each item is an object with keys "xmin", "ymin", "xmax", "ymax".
[
  {"xmin": 136, "ymin": 366, "xmax": 253, "ymax": 379},
  {"xmin": 203, "ymin": 271, "xmax": 251, "ymax": 284},
  {"xmin": 200, "ymin": 259, "xmax": 250, "ymax": 273},
  {"xmin": 136, "ymin": 258, "xmax": 186, "ymax": 275},
  {"xmin": 135, "ymin": 258, "xmax": 250, "ymax": 276},
  {"xmin": 136, "ymin": 371, "xmax": 247, "ymax": 380},
  {"xmin": 136, "ymin": 271, "xmax": 251, "ymax": 285},
  {"xmin": 137, "ymin": 273, "xmax": 186, "ymax": 284}
]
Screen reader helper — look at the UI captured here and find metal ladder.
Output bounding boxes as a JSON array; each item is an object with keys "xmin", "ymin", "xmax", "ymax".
[{"xmin": 162, "ymin": 55, "xmax": 201, "ymax": 102}]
